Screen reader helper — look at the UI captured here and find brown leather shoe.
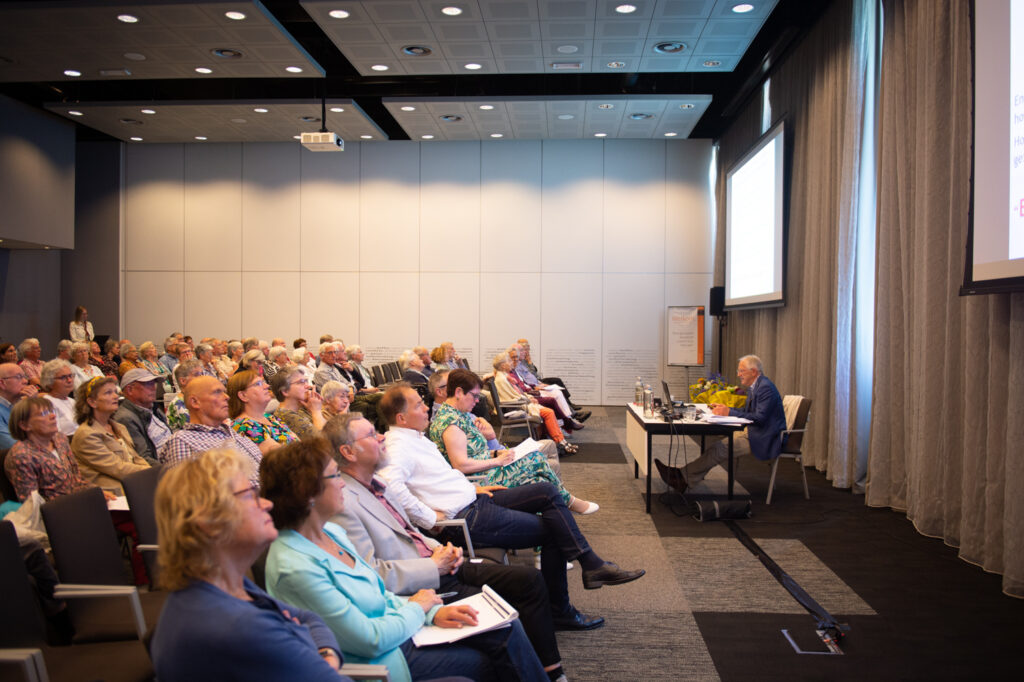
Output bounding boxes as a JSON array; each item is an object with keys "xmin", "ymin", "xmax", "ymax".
[{"xmin": 655, "ymin": 458, "xmax": 688, "ymax": 494}]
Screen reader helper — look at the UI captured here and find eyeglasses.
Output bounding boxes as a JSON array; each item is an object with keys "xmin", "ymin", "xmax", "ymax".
[
  {"xmin": 247, "ymin": 380, "xmax": 268, "ymax": 389},
  {"xmin": 233, "ymin": 484, "xmax": 260, "ymax": 502},
  {"xmin": 436, "ymin": 384, "xmax": 448, "ymax": 391},
  {"xmin": 55, "ymin": 373, "xmax": 74, "ymax": 381},
  {"xmin": 322, "ymin": 472, "xmax": 343, "ymax": 480},
  {"xmin": 468, "ymin": 391, "xmax": 481, "ymax": 402},
  {"xmin": 32, "ymin": 408, "xmax": 55, "ymax": 418},
  {"xmin": 289, "ymin": 378, "xmax": 309, "ymax": 387},
  {"xmin": 0, "ymin": 374, "xmax": 26, "ymax": 381}
]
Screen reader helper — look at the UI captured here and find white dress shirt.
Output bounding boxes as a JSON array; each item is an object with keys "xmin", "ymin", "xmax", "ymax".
[{"xmin": 378, "ymin": 426, "xmax": 477, "ymax": 529}]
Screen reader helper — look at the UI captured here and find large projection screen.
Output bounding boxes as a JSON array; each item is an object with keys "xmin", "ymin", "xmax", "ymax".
[
  {"xmin": 965, "ymin": 0, "xmax": 1024, "ymax": 293},
  {"xmin": 725, "ymin": 120, "xmax": 787, "ymax": 309}
]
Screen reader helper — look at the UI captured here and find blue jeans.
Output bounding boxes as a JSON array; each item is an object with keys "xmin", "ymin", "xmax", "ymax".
[
  {"xmin": 402, "ymin": 619, "xmax": 547, "ymax": 682},
  {"xmin": 442, "ymin": 482, "xmax": 592, "ymax": 614}
]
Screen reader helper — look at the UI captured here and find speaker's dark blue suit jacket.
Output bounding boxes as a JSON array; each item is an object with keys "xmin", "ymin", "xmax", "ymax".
[{"xmin": 728, "ymin": 375, "xmax": 787, "ymax": 461}]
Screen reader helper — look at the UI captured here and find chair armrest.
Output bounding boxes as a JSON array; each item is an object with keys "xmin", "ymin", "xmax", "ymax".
[
  {"xmin": 53, "ymin": 583, "xmax": 147, "ymax": 640},
  {"xmin": 137, "ymin": 544, "xmax": 158, "ymax": 552},
  {"xmin": 465, "ymin": 474, "xmax": 487, "ymax": 483},
  {"xmin": 0, "ymin": 648, "xmax": 47, "ymax": 682},
  {"xmin": 340, "ymin": 663, "xmax": 391, "ymax": 680},
  {"xmin": 433, "ymin": 518, "xmax": 476, "ymax": 559}
]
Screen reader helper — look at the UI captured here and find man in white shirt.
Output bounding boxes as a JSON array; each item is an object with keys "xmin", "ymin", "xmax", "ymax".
[{"xmin": 377, "ymin": 385, "xmax": 645, "ymax": 617}]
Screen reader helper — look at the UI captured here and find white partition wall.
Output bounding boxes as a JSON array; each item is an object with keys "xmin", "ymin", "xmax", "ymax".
[{"xmin": 123, "ymin": 138, "xmax": 713, "ymax": 404}]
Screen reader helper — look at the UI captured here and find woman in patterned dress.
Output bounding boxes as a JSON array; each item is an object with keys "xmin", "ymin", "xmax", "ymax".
[
  {"xmin": 228, "ymin": 370, "xmax": 299, "ymax": 455},
  {"xmin": 428, "ymin": 369, "xmax": 598, "ymax": 515}
]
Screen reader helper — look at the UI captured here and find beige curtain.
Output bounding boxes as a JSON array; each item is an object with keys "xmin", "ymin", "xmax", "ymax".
[
  {"xmin": 868, "ymin": 0, "xmax": 1024, "ymax": 597},
  {"xmin": 715, "ymin": 0, "xmax": 872, "ymax": 488}
]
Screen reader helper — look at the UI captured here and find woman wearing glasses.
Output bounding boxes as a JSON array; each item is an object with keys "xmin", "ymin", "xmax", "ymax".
[
  {"xmin": 228, "ymin": 370, "xmax": 299, "ymax": 455},
  {"xmin": 271, "ymin": 368, "xmax": 326, "ymax": 441},
  {"xmin": 39, "ymin": 359, "xmax": 78, "ymax": 436}
]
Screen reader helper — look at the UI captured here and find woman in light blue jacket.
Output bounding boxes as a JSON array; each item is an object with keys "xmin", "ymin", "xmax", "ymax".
[{"xmin": 261, "ymin": 438, "xmax": 547, "ymax": 682}]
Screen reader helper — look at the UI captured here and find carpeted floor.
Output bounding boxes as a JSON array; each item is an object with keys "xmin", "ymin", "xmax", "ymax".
[{"xmin": 518, "ymin": 406, "xmax": 1024, "ymax": 681}]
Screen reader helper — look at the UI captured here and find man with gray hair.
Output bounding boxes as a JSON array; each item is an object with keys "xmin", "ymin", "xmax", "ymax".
[
  {"xmin": 114, "ymin": 368, "xmax": 171, "ymax": 465},
  {"xmin": 159, "ymin": 336, "xmax": 179, "ymax": 374},
  {"xmin": 312, "ymin": 342, "xmax": 342, "ymax": 392},
  {"xmin": 54, "ymin": 339, "xmax": 73, "ymax": 362},
  {"xmin": 264, "ymin": 345, "xmax": 291, "ymax": 380}
]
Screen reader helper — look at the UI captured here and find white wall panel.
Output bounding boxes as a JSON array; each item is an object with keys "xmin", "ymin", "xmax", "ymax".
[
  {"xmin": 419, "ymin": 272, "xmax": 481, "ymax": 370},
  {"xmin": 184, "ymin": 272, "xmax": 242, "ymax": 339},
  {"xmin": 300, "ymin": 272, "xmax": 360, "ymax": 343},
  {"xmin": 241, "ymin": 143, "xmax": 301, "ymax": 271},
  {"xmin": 603, "ymin": 140, "xmax": 666, "ymax": 273},
  {"xmin": 601, "ymin": 273, "xmax": 664, "ymax": 404},
  {"xmin": 541, "ymin": 140, "xmax": 604, "ymax": 273},
  {"xmin": 480, "ymin": 142, "xmax": 543, "ymax": 272},
  {"xmin": 240, "ymin": 272, "xmax": 300, "ymax": 341},
  {"xmin": 300, "ymin": 144, "xmax": 361, "ymax": 272},
  {"xmin": 184, "ymin": 143, "xmax": 241, "ymax": 272},
  {"xmin": 420, "ymin": 142, "xmax": 481, "ymax": 272},
  {"xmin": 479, "ymin": 272, "xmax": 542, "ymax": 369},
  {"xmin": 540, "ymin": 272, "xmax": 602, "ymax": 404},
  {"xmin": 666, "ymin": 139, "xmax": 714, "ymax": 274},
  {"xmin": 360, "ymin": 142, "xmax": 420, "ymax": 271},
  {"xmin": 124, "ymin": 145, "xmax": 184, "ymax": 271},
  {"xmin": 125, "ymin": 271, "xmax": 183, "ymax": 344},
  {"xmin": 358, "ymin": 272, "xmax": 418, "ymax": 366}
]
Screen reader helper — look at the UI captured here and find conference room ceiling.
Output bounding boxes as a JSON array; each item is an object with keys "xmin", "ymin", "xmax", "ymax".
[{"xmin": 0, "ymin": 0, "xmax": 832, "ymax": 143}]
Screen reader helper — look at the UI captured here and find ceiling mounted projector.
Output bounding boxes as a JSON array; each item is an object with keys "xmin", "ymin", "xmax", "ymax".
[{"xmin": 300, "ymin": 131, "xmax": 344, "ymax": 151}]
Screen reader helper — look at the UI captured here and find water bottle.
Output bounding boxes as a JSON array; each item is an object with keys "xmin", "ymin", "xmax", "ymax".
[
  {"xmin": 634, "ymin": 377, "xmax": 643, "ymax": 405},
  {"xmin": 643, "ymin": 384, "xmax": 654, "ymax": 418}
]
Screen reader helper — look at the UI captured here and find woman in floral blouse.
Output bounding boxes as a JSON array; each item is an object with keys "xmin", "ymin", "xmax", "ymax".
[{"xmin": 228, "ymin": 370, "xmax": 298, "ymax": 454}]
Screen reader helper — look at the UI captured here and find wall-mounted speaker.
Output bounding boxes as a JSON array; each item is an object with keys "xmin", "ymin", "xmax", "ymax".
[{"xmin": 709, "ymin": 286, "xmax": 725, "ymax": 316}]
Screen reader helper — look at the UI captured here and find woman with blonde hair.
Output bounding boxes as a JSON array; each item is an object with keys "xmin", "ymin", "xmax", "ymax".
[
  {"xmin": 149, "ymin": 448, "xmax": 350, "ymax": 681},
  {"xmin": 71, "ymin": 376, "xmax": 150, "ymax": 494}
]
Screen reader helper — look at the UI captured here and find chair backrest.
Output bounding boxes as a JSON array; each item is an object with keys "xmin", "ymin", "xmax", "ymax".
[
  {"xmin": 122, "ymin": 465, "xmax": 164, "ymax": 584},
  {"xmin": 41, "ymin": 486, "xmax": 130, "ymax": 586},
  {"xmin": 0, "ymin": 521, "xmax": 47, "ymax": 647},
  {"xmin": 371, "ymin": 364, "xmax": 386, "ymax": 386},
  {"xmin": 382, "ymin": 363, "xmax": 398, "ymax": 382},
  {"xmin": 0, "ymin": 447, "xmax": 18, "ymax": 502},
  {"xmin": 781, "ymin": 395, "xmax": 812, "ymax": 454},
  {"xmin": 388, "ymin": 362, "xmax": 403, "ymax": 381}
]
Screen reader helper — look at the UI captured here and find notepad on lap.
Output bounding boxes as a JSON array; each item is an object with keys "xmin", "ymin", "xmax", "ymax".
[{"xmin": 412, "ymin": 585, "xmax": 518, "ymax": 647}]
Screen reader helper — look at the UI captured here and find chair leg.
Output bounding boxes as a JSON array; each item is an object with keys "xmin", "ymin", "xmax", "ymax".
[
  {"xmin": 798, "ymin": 456, "xmax": 810, "ymax": 499},
  {"xmin": 766, "ymin": 457, "xmax": 780, "ymax": 505}
]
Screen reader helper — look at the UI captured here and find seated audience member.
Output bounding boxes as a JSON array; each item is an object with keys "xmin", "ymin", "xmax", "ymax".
[
  {"xmin": 515, "ymin": 339, "xmax": 584, "ymax": 414},
  {"xmin": 427, "ymin": 370, "xmax": 449, "ymax": 418},
  {"xmin": 429, "ymin": 347, "xmax": 446, "ymax": 371},
  {"xmin": 69, "ymin": 305, "xmax": 94, "ymax": 342},
  {"xmin": 166, "ymin": 359, "xmax": 205, "ymax": 431},
  {"xmin": 664, "ymin": 355, "xmax": 788, "ymax": 491},
  {"xmin": 138, "ymin": 341, "xmax": 172, "ymax": 383},
  {"xmin": 320, "ymin": 381, "xmax": 351, "ymax": 419},
  {"xmin": 114, "ymin": 369, "xmax": 171, "ymax": 466},
  {"xmin": 313, "ymin": 343, "xmax": 342, "ymax": 391},
  {"xmin": 346, "ymin": 345, "xmax": 375, "ymax": 389},
  {"xmin": 149, "ymin": 448, "xmax": 354, "ymax": 682},
  {"xmin": 337, "ymin": 344, "xmax": 377, "ymax": 394},
  {"xmin": 265, "ymin": 346, "xmax": 291, "ymax": 380},
  {"xmin": 195, "ymin": 343, "xmax": 225, "ymax": 382},
  {"xmin": 328, "ymin": 412, "xmax": 600, "ymax": 663},
  {"xmin": 212, "ymin": 340, "xmax": 236, "ymax": 380},
  {"xmin": 159, "ymin": 376, "xmax": 263, "ymax": 485},
  {"xmin": 441, "ymin": 343, "xmax": 460, "ymax": 370},
  {"xmin": 399, "ymin": 350, "xmax": 430, "ymax": 385},
  {"xmin": 229, "ymin": 370, "xmax": 298, "ymax": 455},
  {"xmin": 492, "ymin": 354, "xmax": 578, "ymax": 455},
  {"xmin": 236, "ymin": 349, "xmax": 266, "ymax": 377},
  {"xmin": 54, "ymin": 339, "xmax": 73, "ymax": 362},
  {"xmin": 118, "ymin": 343, "xmax": 146, "ymax": 377},
  {"xmin": 18, "ymin": 338, "xmax": 44, "ymax": 386},
  {"xmin": 378, "ymin": 386, "xmax": 644, "ymax": 610},
  {"xmin": 271, "ymin": 367, "xmax": 326, "ymax": 441},
  {"xmin": 88, "ymin": 340, "xmax": 106, "ymax": 371},
  {"xmin": 97, "ymin": 338, "xmax": 121, "ymax": 377},
  {"xmin": 261, "ymin": 439, "xmax": 548, "ymax": 682},
  {"xmin": 71, "ymin": 376, "xmax": 150, "ymax": 494},
  {"xmin": 293, "ymin": 347, "xmax": 316, "ymax": 382},
  {"xmin": 509, "ymin": 344, "xmax": 588, "ymax": 423},
  {"xmin": 294, "ymin": 338, "xmax": 307, "ymax": 350},
  {"xmin": 226, "ymin": 340, "xmax": 244, "ymax": 369},
  {"xmin": 271, "ymin": 338, "xmax": 286, "ymax": 348},
  {"xmin": 429, "ymin": 370, "xmax": 593, "ymax": 513},
  {"xmin": 39, "ymin": 359, "xmax": 78, "ymax": 437},
  {"xmin": 158, "ymin": 337, "xmax": 180, "ymax": 374},
  {"xmin": 413, "ymin": 347, "xmax": 434, "ymax": 377},
  {"xmin": 503, "ymin": 359, "xmax": 583, "ymax": 432},
  {"xmin": 70, "ymin": 341, "xmax": 105, "ymax": 389},
  {"xmin": 242, "ymin": 337, "xmax": 260, "ymax": 354},
  {"xmin": 1, "ymin": 343, "xmax": 18, "ymax": 364},
  {"xmin": 3, "ymin": 396, "xmax": 110, "ymax": 502},
  {"xmin": 1, "ymin": 362, "xmax": 38, "ymax": 449}
]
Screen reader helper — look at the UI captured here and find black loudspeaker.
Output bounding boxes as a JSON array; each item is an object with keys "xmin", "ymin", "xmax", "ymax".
[{"xmin": 709, "ymin": 286, "xmax": 725, "ymax": 316}]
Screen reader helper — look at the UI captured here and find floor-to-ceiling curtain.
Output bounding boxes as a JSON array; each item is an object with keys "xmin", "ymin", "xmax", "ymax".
[
  {"xmin": 715, "ymin": 0, "xmax": 876, "ymax": 488},
  {"xmin": 869, "ymin": 0, "xmax": 1024, "ymax": 597}
]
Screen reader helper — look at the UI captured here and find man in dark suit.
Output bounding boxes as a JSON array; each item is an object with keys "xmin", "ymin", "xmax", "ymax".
[{"xmin": 681, "ymin": 354, "xmax": 787, "ymax": 487}]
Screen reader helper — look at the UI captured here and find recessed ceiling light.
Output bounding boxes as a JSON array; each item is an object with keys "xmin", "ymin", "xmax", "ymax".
[
  {"xmin": 557, "ymin": 114, "xmax": 575, "ymax": 120},
  {"xmin": 63, "ymin": 69, "xmax": 81, "ymax": 77},
  {"xmin": 195, "ymin": 67, "xmax": 213, "ymax": 74},
  {"xmin": 117, "ymin": 14, "xmax": 139, "ymax": 24},
  {"xmin": 360, "ymin": 135, "xmax": 373, "ymax": 139},
  {"xmin": 664, "ymin": 132, "xmax": 678, "ymax": 137},
  {"xmin": 211, "ymin": 48, "xmax": 243, "ymax": 59},
  {"xmin": 401, "ymin": 106, "xmax": 417, "ymax": 111},
  {"xmin": 597, "ymin": 103, "xmax": 615, "ymax": 110},
  {"xmin": 422, "ymin": 134, "xmax": 435, "ymax": 139},
  {"xmin": 654, "ymin": 41, "xmax": 687, "ymax": 54},
  {"xmin": 594, "ymin": 133, "xmax": 608, "ymax": 137},
  {"xmin": 490, "ymin": 133, "xmax": 503, "ymax": 138},
  {"xmin": 702, "ymin": 60, "xmax": 722, "ymax": 67},
  {"xmin": 556, "ymin": 45, "xmax": 579, "ymax": 54},
  {"xmin": 285, "ymin": 66, "xmax": 303, "ymax": 73},
  {"xmin": 123, "ymin": 52, "xmax": 147, "ymax": 61},
  {"xmin": 441, "ymin": 6, "xmax": 463, "ymax": 16},
  {"xmin": 329, "ymin": 107, "xmax": 345, "ymax": 113},
  {"xmin": 402, "ymin": 46, "xmax": 432, "ymax": 56},
  {"xmin": 254, "ymin": 108, "xmax": 268, "ymax": 113},
  {"xmin": 615, "ymin": 4, "xmax": 637, "ymax": 14},
  {"xmin": 732, "ymin": 3, "xmax": 755, "ymax": 13},
  {"xmin": 230, "ymin": 118, "xmax": 247, "ymax": 123},
  {"xmin": 440, "ymin": 115, "xmax": 463, "ymax": 122},
  {"xmin": 464, "ymin": 63, "xmax": 482, "ymax": 70},
  {"xmin": 371, "ymin": 64, "xmax": 389, "ymax": 71},
  {"xmin": 68, "ymin": 110, "xmax": 83, "ymax": 116},
  {"xmin": 328, "ymin": 10, "xmax": 350, "ymax": 19},
  {"xmin": 140, "ymin": 109, "xmax": 156, "ymax": 115},
  {"xmin": 129, "ymin": 136, "xmax": 143, "ymax": 141},
  {"xmin": 195, "ymin": 136, "xmax": 208, "ymax": 140},
  {"xmin": 225, "ymin": 10, "xmax": 246, "ymax": 20},
  {"xmin": 679, "ymin": 103, "xmax": 695, "ymax": 109},
  {"xmin": 629, "ymin": 113, "xmax": 653, "ymax": 120},
  {"xmin": 606, "ymin": 61, "xmax": 626, "ymax": 69},
  {"xmin": 479, "ymin": 105, "xmax": 494, "ymax": 110}
]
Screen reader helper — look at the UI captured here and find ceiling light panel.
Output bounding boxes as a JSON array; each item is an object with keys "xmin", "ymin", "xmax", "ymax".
[
  {"xmin": 42, "ymin": 100, "xmax": 386, "ymax": 143},
  {"xmin": 0, "ymin": 1, "xmax": 324, "ymax": 83},
  {"xmin": 300, "ymin": 0, "xmax": 777, "ymax": 76}
]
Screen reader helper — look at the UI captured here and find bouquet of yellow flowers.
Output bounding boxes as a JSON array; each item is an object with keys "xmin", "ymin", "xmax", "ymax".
[{"xmin": 688, "ymin": 373, "xmax": 747, "ymax": 408}]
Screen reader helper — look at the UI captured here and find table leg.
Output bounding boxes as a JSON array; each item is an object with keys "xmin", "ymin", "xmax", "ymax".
[
  {"xmin": 645, "ymin": 431, "xmax": 652, "ymax": 513},
  {"xmin": 727, "ymin": 432, "xmax": 735, "ymax": 500}
]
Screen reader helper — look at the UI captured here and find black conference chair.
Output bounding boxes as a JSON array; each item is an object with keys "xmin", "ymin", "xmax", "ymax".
[
  {"xmin": 122, "ymin": 465, "xmax": 165, "ymax": 587},
  {"xmin": 371, "ymin": 364, "xmax": 386, "ymax": 386},
  {"xmin": 484, "ymin": 377, "xmax": 540, "ymax": 442},
  {"xmin": 0, "ymin": 447, "xmax": 17, "ymax": 502}
]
